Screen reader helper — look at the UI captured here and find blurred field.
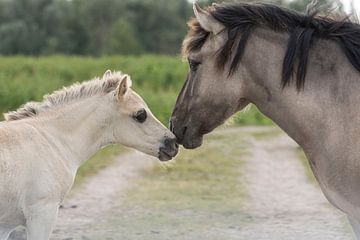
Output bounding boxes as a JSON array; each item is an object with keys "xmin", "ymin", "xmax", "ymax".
[
  {"xmin": 0, "ymin": 55, "xmax": 272, "ymax": 184},
  {"xmin": 0, "ymin": 55, "xmax": 271, "ymax": 125}
]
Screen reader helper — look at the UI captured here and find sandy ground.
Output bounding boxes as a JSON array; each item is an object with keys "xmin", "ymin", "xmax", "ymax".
[
  {"xmin": 239, "ymin": 129, "xmax": 353, "ymax": 239},
  {"xmin": 9, "ymin": 126, "xmax": 354, "ymax": 240},
  {"xmin": 9, "ymin": 151, "xmax": 156, "ymax": 240}
]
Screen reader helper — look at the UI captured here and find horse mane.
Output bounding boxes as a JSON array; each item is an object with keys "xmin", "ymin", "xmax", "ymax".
[
  {"xmin": 4, "ymin": 71, "xmax": 124, "ymax": 121},
  {"xmin": 182, "ymin": 3, "xmax": 360, "ymax": 90}
]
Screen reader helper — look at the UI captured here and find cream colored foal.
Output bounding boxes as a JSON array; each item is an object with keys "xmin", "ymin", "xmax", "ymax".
[{"xmin": 0, "ymin": 70, "xmax": 178, "ymax": 240}]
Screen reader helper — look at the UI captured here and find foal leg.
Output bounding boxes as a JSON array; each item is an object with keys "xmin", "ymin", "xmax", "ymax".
[
  {"xmin": 349, "ymin": 216, "xmax": 360, "ymax": 240},
  {"xmin": 25, "ymin": 203, "xmax": 59, "ymax": 240},
  {"xmin": 0, "ymin": 227, "xmax": 13, "ymax": 240}
]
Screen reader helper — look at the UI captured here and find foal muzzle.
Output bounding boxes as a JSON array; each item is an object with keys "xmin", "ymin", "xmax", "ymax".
[{"xmin": 158, "ymin": 137, "xmax": 179, "ymax": 161}]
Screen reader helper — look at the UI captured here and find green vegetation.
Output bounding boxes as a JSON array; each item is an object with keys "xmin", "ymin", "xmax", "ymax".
[
  {"xmin": 0, "ymin": 55, "xmax": 272, "ymax": 186},
  {"xmin": 0, "ymin": 0, "xmax": 191, "ymax": 56},
  {"xmin": 0, "ymin": 0, "xmax": 340, "ymax": 56},
  {"xmin": 0, "ymin": 0, "xmax": 344, "ymax": 192},
  {"xmin": 232, "ymin": 106, "xmax": 274, "ymax": 126},
  {"xmin": 0, "ymin": 55, "xmax": 271, "ymax": 126},
  {"xmin": 0, "ymin": 55, "xmax": 184, "ymax": 124}
]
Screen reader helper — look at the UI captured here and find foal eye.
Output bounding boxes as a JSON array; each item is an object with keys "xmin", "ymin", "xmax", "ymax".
[
  {"xmin": 188, "ymin": 59, "xmax": 201, "ymax": 72},
  {"xmin": 133, "ymin": 108, "xmax": 147, "ymax": 123}
]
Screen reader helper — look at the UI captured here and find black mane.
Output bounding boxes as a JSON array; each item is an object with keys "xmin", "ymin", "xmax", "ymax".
[{"xmin": 184, "ymin": 3, "xmax": 360, "ymax": 90}]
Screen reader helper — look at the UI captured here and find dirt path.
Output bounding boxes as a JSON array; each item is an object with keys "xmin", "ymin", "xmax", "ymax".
[
  {"xmin": 238, "ymin": 128, "xmax": 353, "ymax": 239},
  {"xmin": 9, "ymin": 127, "xmax": 354, "ymax": 239},
  {"xmin": 53, "ymin": 151, "xmax": 156, "ymax": 240},
  {"xmin": 9, "ymin": 151, "xmax": 156, "ymax": 240}
]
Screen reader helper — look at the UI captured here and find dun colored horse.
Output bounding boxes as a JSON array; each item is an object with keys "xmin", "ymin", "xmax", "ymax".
[{"xmin": 171, "ymin": 2, "xmax": 360, "ymax": 238}]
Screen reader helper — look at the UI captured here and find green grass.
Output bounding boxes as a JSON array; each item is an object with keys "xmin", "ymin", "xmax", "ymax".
[
  {"xmin": 232, "ymin": 105, "xmax": 274, "ymax": 126},
  {"xmin": 0, "ymin": 55, "xmax": 270, "ymax": 126},
  {"xmin": 0, "ymin": 55, "xmax": 187, "ymax": 124},
  {"xmin": 0, "ymin": 55, "xmax": 272, "ymax": 184}
]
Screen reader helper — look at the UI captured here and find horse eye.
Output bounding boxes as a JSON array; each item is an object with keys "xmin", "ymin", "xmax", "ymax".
[
  {"xmin": 188, "ymin": 59, "xmax": 201, "ymax": 72},
  {"xmin": 133, "ymin": 109, "xmax": 147, "ymax": 123}
]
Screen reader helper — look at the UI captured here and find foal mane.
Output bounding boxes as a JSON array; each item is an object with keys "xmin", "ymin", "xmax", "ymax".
[
  {"xmin": 5, "ymin": 71, "xmax": 124, "ymax": 121},
  {"xmin": 183, "ymin": 3, "xmax": 360, "ymax": 90}
]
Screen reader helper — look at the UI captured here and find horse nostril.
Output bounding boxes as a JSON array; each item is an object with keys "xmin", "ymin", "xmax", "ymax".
[
  {"xmin": 164, "ymin": 138, "xmax": 170, "ymax": 146},
  {"xmin": 169, "ymin": 119, "xmax": 174, "ymax": 132},
  {"xmin": 182, "ymin": 126, "xmax": 187, "ymax": 136}
]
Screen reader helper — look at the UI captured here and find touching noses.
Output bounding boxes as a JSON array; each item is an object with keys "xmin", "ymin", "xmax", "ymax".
[{"xmin": 169, "ymin": 117, "xmax": 187, "ymax": 144}]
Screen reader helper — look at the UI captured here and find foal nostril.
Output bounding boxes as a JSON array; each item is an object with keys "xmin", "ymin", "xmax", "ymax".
[
  {"xmin": 163, "ymin": 137, "xmax": 178, "ymax": 154},
  {"xmin": 164, "ymin": 137, "xmax": 171, "ymax": 146},
  {"xmin": 159, "ymin": 137, "xmax": 178, "ymax": 161},
  {"xmin": 164, "ymin": 137, "xmax": 177, "ymax": 148}
]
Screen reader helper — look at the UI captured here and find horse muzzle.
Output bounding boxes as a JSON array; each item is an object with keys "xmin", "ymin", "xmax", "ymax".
[
  {"xmin": 170, "ymin": 119, "xmax": 204, "ymax": 149},
  {"xmin": 158, "ymin": 137, "xmax": 179, "ymax": 161}
]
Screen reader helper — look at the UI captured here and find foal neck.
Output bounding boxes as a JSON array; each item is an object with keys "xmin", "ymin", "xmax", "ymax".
[{"xmin": 33, "ymin": 96, "xmax": 114, "ymax": 168}]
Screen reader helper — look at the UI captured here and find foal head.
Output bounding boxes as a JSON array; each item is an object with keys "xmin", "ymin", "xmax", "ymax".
[{"xmin": 104, "ymin": 71, "xmax": 178, "ymax": 161}]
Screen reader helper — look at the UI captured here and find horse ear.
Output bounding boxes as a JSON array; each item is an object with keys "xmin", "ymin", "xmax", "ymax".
[
  {"xmin": 103, "ymin": 69, "xmax": 112, "ymax": 79},
  {"xmin": 117, "ymin": 75, "xmax": 132, "ymax": 99},
  {"xmin": 193, "ymin": 3, "xmax": 224, "ymax": 35}
]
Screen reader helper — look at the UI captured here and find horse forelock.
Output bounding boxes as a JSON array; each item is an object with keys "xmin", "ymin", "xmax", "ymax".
[
  {"xmin": 182, "ymin": 19, "xmax": 210, "ymax": 59},
  {"xmin": 184, "ymin": 2, "xmax": 360, "ymax": 91},
  {"xmin": 4, "ymin": 71, "xmax": 124, "ymax": 121}
]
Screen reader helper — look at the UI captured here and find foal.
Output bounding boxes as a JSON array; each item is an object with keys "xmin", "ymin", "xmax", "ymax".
[{"xmin": 0, "ymin": 71, "xmax": 178, "ymax": 240}]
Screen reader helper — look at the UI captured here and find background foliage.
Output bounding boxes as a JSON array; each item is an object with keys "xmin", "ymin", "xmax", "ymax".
[
  {"xmin": 0, "ymin": 0, "xmax": 340, "ymax": 126},
  {"xmin": 0, "ymin": 55, "xmax": 271, "ymax": 125},
  {"xmin": 0, "ymin": 0, "xmax": 191, "ymax": 55},
  {"xmin": 0, "ymin": 0, "xmax": 340, "ymax": 56}
]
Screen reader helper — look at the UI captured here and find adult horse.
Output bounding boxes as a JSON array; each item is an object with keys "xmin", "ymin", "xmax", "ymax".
[
  {"xmin": 170, "ymin": 2, "xmax": 360, "ymax": 238},
  {"xmin": 0, "ymin": 71, "xmax": 178, "ymax": 240}
]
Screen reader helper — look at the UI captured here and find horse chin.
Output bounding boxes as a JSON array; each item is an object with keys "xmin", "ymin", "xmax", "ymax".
[{"xmin": 182, "ymin": 134, "xmax": 203, "ymax": 149}]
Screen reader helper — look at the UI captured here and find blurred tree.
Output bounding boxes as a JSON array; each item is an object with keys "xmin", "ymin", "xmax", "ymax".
[
  {"xmin": 0, "ymin": 0, "xmax": 51, "ymax": 54},
  {"xmin": 0, "ymin": 0, "xmax": 345, "ymax": 56},
  {"xmin": 126, "ymin": 0, "xmax": 191, "ymax": 54},
  {"xmin": 104, "ymin": 18, "xmax": 143, "ymax": 55},
  {"xmin": 76, "ymin": 0, "xmax": 124, "ymax": 56},
  {"xmin": 42, "ymin": 0, "xmax": 90, "ymax": 54},
  {"xmin": 199, "ymin": 0, "xmax": 339, "ymax": 11}
]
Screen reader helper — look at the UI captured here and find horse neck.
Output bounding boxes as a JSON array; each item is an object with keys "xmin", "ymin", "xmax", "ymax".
[
  {"xmin": 32, "ymin": 96, "xmax": 114, "ymax": 168},
  {"xmin": 241, "ymin": 28, "xmax": 359, "ymax": 151}
]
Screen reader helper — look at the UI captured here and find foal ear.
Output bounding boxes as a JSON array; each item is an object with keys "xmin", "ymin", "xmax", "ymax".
[
  {"xmin": 103, "ymin": 69, "xmax": 112, "ymax": 79},
  {"xmin": 117, "ymin": 75, "xmax": 132, "ymax": 99},
  {"xmin": 193, "ymin": 3, "xmax": 224, "ymax": 35}
]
